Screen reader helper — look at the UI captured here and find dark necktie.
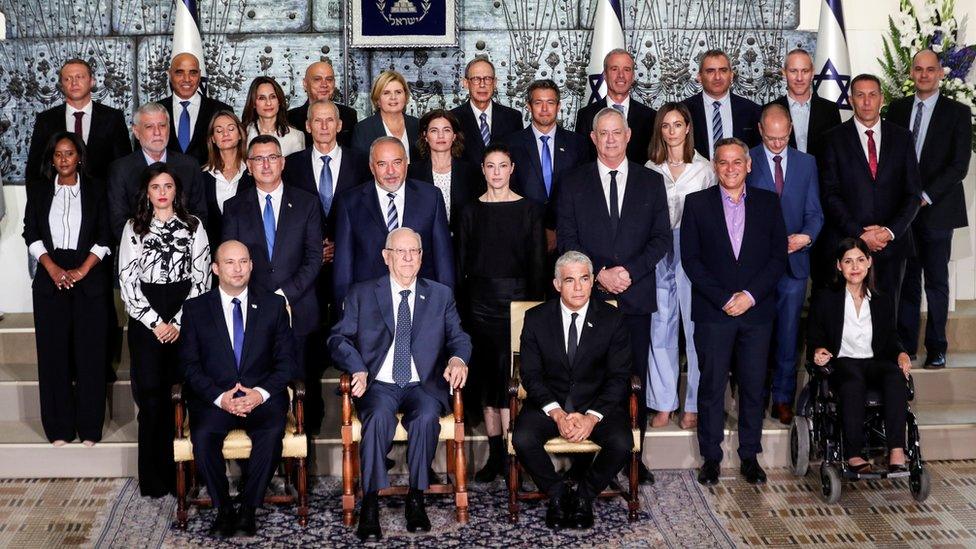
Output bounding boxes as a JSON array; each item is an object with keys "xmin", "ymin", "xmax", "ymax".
[
  {"xmin": 773, "ymin": 154, "xmax": 784, "ymax": 196},
  {"xmin": 712, "ymin": 101, "xmax": 723, "ymax": 153},
  {"xmin": 612, "ymin": 103, "xmax": 625, "ymax": 114},
  {"xmin": 178, "ymin": 100, "xmax": 191, "ymax": 152},
  {"xmin": 865, "ymin": 129, "xmax": 878, "ymax": 180},
  {"xmin": 479, "ymin": 112, "xmax": 490, "ymax": 146},
  {"xmin": 319, "ymin": 155, "xmax": 334, "ymax": 216},
  {"xmin": 386, "ymin": 192, "xmax": 398, "ymax": 232},
  {"xmin": 609, "ymin": 170, "xmax": 620, "ymax": 235},
  {"xmin": 540, "ymin": 135, "xmax": 553, "ymax": 196},
  {"xmin": 72, "ymin": 111, "xmax": 84, "ymax": 141},
  {"xmin": 392, "ymin": 289, "xmax": 412, "ymax": 387},
  {"xmin": 567, "ymin": 311, "xmax": 579, "ymax": 365},
  {"xmin": 912, "ymin": 102, "xmax": 924, "ymax": 158},
  {"xmin": 231, "ymin": 297, "xmax": 244, "ymax": 370}
]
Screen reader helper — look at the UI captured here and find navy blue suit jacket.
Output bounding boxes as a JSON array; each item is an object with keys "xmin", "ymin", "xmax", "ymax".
[
  {"xmin": 179, "ymin": 288, "xmax": 296, "ymax": 408},
  {"xmin": 282, "ymin": 145, "xmax": 369, "ymax": 237},
  {"xmin": 680, "ymin": 185, "xmax": 787, "ymax": 324},
  {"xmin": 331, "ymin": 179, "xmax": 455, "ymax": 307},
  {"xmin": 450, "ymin": 100, "xmax": 524, "ymax": 165},
  {"xmin": 746, "ymin": 145, "xmax": 823, "ymax": 279},
  {"xmin": 350, "ymin": 113, "xmax": 420, "ymax": 161},
  {"xmin": 683, "ymin": 92, "xmax": 762, "ymax": 159},
  {"xmin": 507, "ymin": 126, "xmax": 590, "ymax": 229},
  {"xmin": 328, "ymin": 276, "xmax": 472, "ymax": 411},
  {"xmin": 556, "ymin": 162, "xmax": 672, "ymax": 315},
  {"xmin": 222, "ymin": 184, "xmax": 323, "ymax": 336}
]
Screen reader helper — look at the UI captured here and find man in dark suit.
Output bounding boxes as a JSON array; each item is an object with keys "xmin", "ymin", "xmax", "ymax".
[
  {"xmin": 450, "ymin": 57, "xmax": 524, "ymax": 165},
  {"xmin": 107, "ymin": 102, "xmax": 207, "ymax": 240},
  {"xmin": 682, "ymin": 49, "xmax": 762, "ymax": 159},
  {"xmin": 329, "ymin": 227, "xmax": 472, "ymax": 541},
  {"xmin": 746, "ymin": 104, "xmax": 823, "ymax": 425},
  {"xmin": 287, "ymin": 60, "xmax": 359, "ymax": 149},
  {"xmin": 512, "ymin": 251, "xmax": 633, "ymax": 530},
  {"xmin": 26, "ymin": 58, "xmax": 131, "ymax": 183},
  {"xmin": 159, "ymin": 53, "xmax": 233, "ymax": 166},
  {"xmin": 768, "ymin": 48, "xmax": 842, "ymax": 157},
  {"xmin": 179, "ymin": 240, "xmax": 296, "ymax": 537},
  {"xmin": 820, "ymin": 74, "xmax": 922, "ymax": 312},
  {"xmin": 889, "ymin": 50, "xmax": 972, "ymax": 369},
  {"xmin": 332, "ymin": 137, "xmax": 455, "ymax": 308},
  {"xmin": 557, "ymin": 107, "xmax": 671, "ymax": 483},
  {"xmin": 222, "ymin": 135, "xmax": 323, "ymax": 382},
  {"xmin": 574, "ymin": 49, "xmax": 656, "ymax": 165},
  {"xmin": 681, "ymin": 137, "xmax": 787, "ymax": 486}
]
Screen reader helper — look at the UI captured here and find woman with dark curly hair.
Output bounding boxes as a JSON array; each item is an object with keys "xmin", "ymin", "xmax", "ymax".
[{"xmin": 241, "ymin": 76, "xmax": 304, "ymax": 156}]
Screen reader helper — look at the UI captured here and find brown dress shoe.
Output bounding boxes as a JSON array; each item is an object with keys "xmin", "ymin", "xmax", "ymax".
[{"xmin": 772, "ymin": 403, "xmax": 793, "ymax": 425}]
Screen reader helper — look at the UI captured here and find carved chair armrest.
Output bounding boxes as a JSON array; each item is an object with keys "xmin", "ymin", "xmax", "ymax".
[
  {"xmin": 289, "ymin": 379, "xmax": 306, "ymax": 435},
  {"xmin": 171, "ymin": 383, "xmax": 186, "ymax": 438},
  {"xmin": 339, "ymin": 373, "xmax": 353, "ymax": 426}
]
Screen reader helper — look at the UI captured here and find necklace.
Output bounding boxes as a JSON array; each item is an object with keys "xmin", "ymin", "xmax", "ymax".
[{"xmin": 667, "ymin": 158, "xmax": 684, "ymax": 167}]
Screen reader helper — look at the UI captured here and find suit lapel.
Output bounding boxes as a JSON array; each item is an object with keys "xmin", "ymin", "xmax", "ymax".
[
  {"xmin": 876, "ymin": 121, "xmax": 894, "ymax": 178},
  {"xmin": 410, "ymin": 279, "xmax": 429, "ymax": 346},
  {"xmin": 239, "ymin": 291, "xmax": 260, "ymax": 371},
  {"xmin": 364, "ymin": 183, "xmax": 388, "ymax": 231},
  {"xmin": 710, "ymin": 188, "xmax": 738, "ymax": 262},
  {"xmin": 552, "ymin": 128, "xmax": 570, "ymax": 177},
  {"xmin": 571, "ymin": 302, "xmax": 600, "ymax": 369},
  {"xmin": 752, "ymin": 150, "xmax": 775, "ymax": 193},
  {"xmin": 374, "ymin": 277, "xmax": 395, "ymax": 336},
  {"xmin": 919, "ymin": 96, "xmax": 946, "ymax": 159},
  {"xmin": 522, "ymin": 130, "xmax": 545, "ymax": 188},
  {"xmin": 272, "ymin": 186, "xmax": 298, "ymax": 262},
  {"xmin": 208, "ymin": 290, "xmax": 237, "ymax": 368},
  {"xmin": 845, "ymin": 122, "xmax": 873, "ymax": 178},
  {"xmin": 549, "ymin": 302, "xmax": 571, "ymax": 371},
  {"xmin": 242, "ymin": 188, "xmax": 272, "ymax": 265},
  {"xmin": 191, "ymin": 99, "xmax": 212, "ymax": 150},
  {"xmin": 585, "ymin": 164, "xmax": 613, "ymax": 235}
]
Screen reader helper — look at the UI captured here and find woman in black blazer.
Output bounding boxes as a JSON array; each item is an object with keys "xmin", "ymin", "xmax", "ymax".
[
  {"xmin": 350, "ymin": 70, "xmax": 420, "ymax": 162},
  {"xmin": 200, "ymin": 110, "xmax": 253, "ymax": 250},
  {"xmin": 807, "ymin": 237, "xmax": 912, "ymax": 473},
  {"xmin": 23, "ymin": 131, "xmax": 113, "ymax": 446}
]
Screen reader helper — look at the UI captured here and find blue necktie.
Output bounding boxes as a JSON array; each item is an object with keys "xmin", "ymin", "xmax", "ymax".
[
  {"xmin": 479, "ymin": 112, "xmax": 490, "ymax": 146},
  {"xmin": 178, "ymin": 100, "xmax": 191, "ymax": 152},
  {"xmin": 386, "ymin": 192, "xmax": 398, "ymax": 232},
  {"xmin": 231, "ymin": 297, "xmax": 244, "ymax": 370},
  {"xmin": 392, "ymin": 289, "xmax": 412, "ymax": 387},
  {"xmin": 540, "ymin": 135, "xmax": 553, "ymax": 196},
  {"xmin": 319, "ymin": 155, "xmax": 334, "ymax": 216},
  {"xmin": 912, "ymin": 102, "xmax": 924, "ymax": 158},
  {"xmin": 612, "ymin": 103, "xmax": 625, "ymax": 114},
  {"xmin": 263, "ymin": 194, "xmax": 276, "ymax": 259},
  {"xmin": 711, "ymin": 101, "xmax": 723, "ymax": 154}
]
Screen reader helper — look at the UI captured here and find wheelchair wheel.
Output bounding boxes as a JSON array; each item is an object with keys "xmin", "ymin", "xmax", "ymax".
[
  {"xmin": 820, "ymin": 464, "xmax": 842, "ymax": 503},
  {"xmin": 910, "ymin": 468, "xmax": 931, "ymax": 502},
  {"xmin": 789, "ymin": 417, "xmax": 810, "ymax": 476}
]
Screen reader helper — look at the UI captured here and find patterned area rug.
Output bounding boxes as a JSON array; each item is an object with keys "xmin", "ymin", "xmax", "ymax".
[{"xmin": 0, "ymin": 478, "xmax": 125, "ymax": 547}]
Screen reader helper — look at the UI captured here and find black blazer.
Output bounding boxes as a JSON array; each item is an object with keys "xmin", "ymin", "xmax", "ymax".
[
  {"xmin": 507, "ymin": 126, "xmax": 590, "ymax": 229},
  {"xmin": 819, "ymin": 120, "xmax": 922, "ymax": 261},
  {"xmin": 574, "ymin": 96, "xmax": 656, "ymax": 165},
  {"xmin": 407, "ymin": 156, "xmax": 484, "ymax": 233},
  {"xmin": 680, "ymin": 185, "xmax": 788, "ymax": 324},
  {"xmin": 200, "ymin": 169, "xmax": 254, "ymax": 250},
  {"xmin": 518, "ymin": 299, "xmax": 632, "ymax": 417},
  {"xmin": 806, "ymin": 287, "xmax": 904, "ymax": 363},
  {"xmin": 683, "ymin": 92, "xmax": 762, "ymax": 159},
  {"xmin": 450, "ymin": 100, "xmax": 524, "ymax": 165},
  {"xmin": 106, "ymin": 149, "xmax": 208, "ymax": 241},
  {"xmin": 26, "ymin": 102, "xmax": 132, "ymax": 183},
  {"xmin": 886, "ymin": 94, "xmax": 971, "ymax": 230},
  {"xmin": 768, "ymin": 94, "xmax": 842, "ymax": 157},
  {"xmin": 556, "ymin": 162, "xmax": 672, "ymax": 315},
  {"xmin": 282, "ymin": 146, "xmax": 369, "ymax": 237},
  {"xmin": 179, "ymin": 287, "xmax": 296, "ymax": 408},
  {"xmin": 222, "ymin": 185, "xmax": 323, "ymax": 336},
  {"xmin": 22, "ymin": 177, "xmax": 113, "ymax": 297},
  {"xmin": 159, "ymin": 94, "xmax": 234, "ymax": 166},
  {"xmin": 349, "ymin": 113, "xmax": 420, "ymax": 161},
  {"xmin": 287, "ymin": 101, "xmax": 359, "ymax": 149}
]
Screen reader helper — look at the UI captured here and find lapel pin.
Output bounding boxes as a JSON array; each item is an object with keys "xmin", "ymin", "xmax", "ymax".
[
  {"xmin": 419, "ymin": 294, "xmax": 426, "ymax": 300},
  {"xmin": 287, "ymin": 202, "xmax": 293, "ymax": 208},
  {"xmin": 559, "ymin": 147, "xmax": 565, "ymax": 152},
  {"xmin": 251, "ymin": 304, "xmax": 257, "ymax": 309},
  {"xmin": 587, "ymin": 322, "xmax": 593, "ymax": 328}
]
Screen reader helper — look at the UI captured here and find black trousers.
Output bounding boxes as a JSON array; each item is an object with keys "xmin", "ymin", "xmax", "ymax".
[
  {"xmin": 831, "ymin": 357, "xmax": 907, "ymax": 459},
  {"xmin": 468, "ymin": 277, "xmax": 526, "ymax": 409},
  {"xmin": 512, "ymin": 407, "xmax": 631, "ymax": 499},
  {"xmin": 623, "ymin": 313, "xmax": 651, "ymax": 448},
  {"xmin": 874, "ymin": 255, "xmax": 907, "ymax": 322},
  {"xmin": 190, "ymin": 392, "xmax": 287, "ymax": 508},
  {"xmin": 898, "ymin": 227, "xmax": 953, "ymax": 355},
  {"xmin": 694, "ymin": 320, "xmax": 772, "ymax": 462}
]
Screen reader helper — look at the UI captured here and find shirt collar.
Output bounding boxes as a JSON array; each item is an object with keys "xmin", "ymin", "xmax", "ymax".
[
  {"xmin": 470, "ymin": 101, "xmax": 492, "ymax": 120},
  {"xmin": 559, "ymin": 299, "xmax": 589, "ymax": 322},
  {"xmin": 219, "ymin": 286, "xmax": 249, "ymax": 308},
  {"xmin": 763, "ymin": 145, "xmax": 787, "ymax": 163},
  {"xmin": 531, "ymin": 124, "xmax": 556, "ymax": 140},
  {"xmin": 914, "ymin": 91, "xmax": 940, "ymax": 109},
  {"xmin": 786, "ymin": 93, "xmax": 812, "ymax": 108},
  {"xmin": 174, "ymin": 91, "xmax": 202, "ymax": 107},
  {"xmin": 596, "ymin": 158, "xmax": 628, "ymax": 179},
  {"xmin": 53, "ymin": 174, "xmax": 81, "ymax": 196},
  {"xmin": 704, "ymin": 91, "xmax": 731, "ymax": 106},
  {"xmin": 853, "ymin": 117, "xmax": 880, "ymax": 134},
  {"xmin": 845, "ymin": 286, "xmax": 872, "ymax": 301},
  {"xmin": 390, "ymin": 276, "xmax": 417, "ymax": 296},
  {"xmin": 376, "ymin": 181, "xmax": 403, "ymax": 197},
  {"xmin": 314, "ymin": 142, "xmax": 341, "ymax": 160},
  {"xmin": 142, "ymin": 149, "xmax": 167, "ymax": 165},
  {"xmin": 606, "ymin": 95, "xmax": 630, "ymax": 110},
  {"xmin": 257, "ymin": 182, "xmax": 284, "ymax": 201},
  {"xmin": 720, "ymin": 185, "xmax": 747, "ymax": 203},
  {"xmin": 66, "ymin": 101, "xmax": 93, "ymax": 116}
]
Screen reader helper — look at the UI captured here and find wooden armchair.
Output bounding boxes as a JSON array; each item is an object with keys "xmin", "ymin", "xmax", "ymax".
[
  {"xmin": 338, "ymin": 373, "xmax": 468, "ymax": 527},
  {"xmin": 171, "ymin": 381, "xmax": 309, "ymax": 529},
  {"xmin": 505, "ymin": 301, "xmax": 641, "ymax": 523}
]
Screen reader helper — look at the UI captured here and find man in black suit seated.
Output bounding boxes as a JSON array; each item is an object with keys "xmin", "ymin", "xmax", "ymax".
[
  {"xmin": 287, "ymin": 60, "xmax": 359, "ymax": 149},
  {"xmin": 179, "ymin": 239, "xmax": 296, "ymax": 537},
  {"xmin": 768, "ymin": 48, "xmax": 842, "ymax": 158},
  {"xmin": 512, "ymin": 250, "xmax": 633, "ymax": 530},
  {"xmin": 26, "ymin": 58, "xmax": 131, "ymax": 183},
  {"xmin": 888, "ymin": 50, "xmax": 972, "ymax": 369},
  {"xmin": 680, "ymin": 138, "xmax": 787, "ymax": 486},
  {"xmin": 159, "ymin": 53, "xmax": 233, "ymax": 166},
  {"xmin": 574, "ymin": 49, "xmax": 656, "ymax": 166},
  {"xmin": 682, "ymin": 49, "xmax": 762, "ymax": 159},
  {"xmin": 107, "ymin": 102, "xmax": 207, "ymax": 240},
  {"xmin": 450, "ymin": 57, "xmax": 524, "ymax": 165}
]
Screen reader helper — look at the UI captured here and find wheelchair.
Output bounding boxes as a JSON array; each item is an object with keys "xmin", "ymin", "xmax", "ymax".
[{"xmin": 789, "ymin": 362, "xmax": 931, "ymax": 503}]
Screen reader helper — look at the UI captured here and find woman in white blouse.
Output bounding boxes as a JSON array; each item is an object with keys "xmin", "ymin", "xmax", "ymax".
[
  {"xmin": 351, "ymin": 70, "xmax": 420, "ymax": 162},
  {"xmin": 119, "ymin": 163, "xmax": 210, "ymax": 497},
  {"xmin": 645, "ymin": 102, "xmax": 716, "ymax": 430},
  {"xmin": 808, "ymin": 237, "xmax": 912, "ymax": 474},
  {"xmin": 201, "ymin": 110, "xmax": 253, "ymax": 248},
  {"xmin": 242, "ymin": 76, "xmax": 304, "ymax": 157}
]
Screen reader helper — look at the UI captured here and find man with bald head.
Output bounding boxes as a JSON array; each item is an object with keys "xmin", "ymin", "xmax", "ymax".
[
  {"xmin": 159, "ymin": 53, "xmax": 233, "ymax": 165},
  {"xmin": 746, "ymin": 103, "xmax": 823, "ymax": 424},
  {"xmin": 288, "ymin": 60, "xmax": 359, "ymax": 148},
  {"xmin": 767, "ymin": 48, "xmax": 842, "ymax": 157}
]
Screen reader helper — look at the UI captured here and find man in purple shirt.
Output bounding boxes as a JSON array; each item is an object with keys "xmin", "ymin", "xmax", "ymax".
[{"xmin": 680, "ymin": 137, "xmax": 787, "ymax": 486}]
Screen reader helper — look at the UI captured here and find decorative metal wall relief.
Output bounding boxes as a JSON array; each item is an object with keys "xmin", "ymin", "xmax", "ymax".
[
  {"xmin": 312, "ymin": 0, "xmax": 345, "ymax": 32},
  {"xmin": 0, "ymin": 0, "xmax": 113, "ymax": 37},
  {"xmin": 469, "ymin": 0, "xmax": 578, "ymax": 31},
  {"xmin": 580, "ymin": 0, "xmax": 799, "ymax": 30},
  {"xmin": 114, "ymin": 0, "xmax": 308, "ymax": 35}
]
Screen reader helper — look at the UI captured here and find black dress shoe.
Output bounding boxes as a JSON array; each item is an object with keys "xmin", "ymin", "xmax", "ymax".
[
  {"xmin": 740, "ymin": 457, "xmax": 767, "ymax": 485},
  {"xmin": 356, "ymin": 492, "xmax": 382, "ymax": 541},
  {"xmin": 888, "ymin": 463, "xmax": 909, "ymax": 474},
  {"xmin": 405, "ymin": 489, "xmax": 431, "ymax": 533},
  {"xmin": 698, "ymin": 460, "xmax": 720, "ymax": 486},
  {"xmin": 208, "ymin": 506, "xmax": 237, "ymax": 538},
  {"xmin": 637, "ymin": 462, "xmax": 655, "ymax": 485},
  {"xmin": 568, "ymin": 495, "xmax": 595, "ymax": 529},
  {"xmin": 234, "ymin": 506, "xmax": 257, "ymax": 537},
  {"xmin": 923, "ymin": 352, "xmax": 946, "ymax": 369},
  {"xmin": 545, "ymin": 488, "xmax": 572, "ymax": 530}
]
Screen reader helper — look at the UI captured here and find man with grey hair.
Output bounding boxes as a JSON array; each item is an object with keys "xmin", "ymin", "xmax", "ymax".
[
  {"xmin": 574, "ymin": 48, "xmax": 656, "ymax": 165},
  {"xmin": 450, "ymin": 56, "xmax": 524, "ymax": 165},
  {"xmin": 767, "ymin": 48, "xmax": 841, "ymax": 156}
]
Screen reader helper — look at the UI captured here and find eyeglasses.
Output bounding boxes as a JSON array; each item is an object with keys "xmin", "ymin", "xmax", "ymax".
[
  {"xmin": 247, "ymin": 154, "xmax": 283, "ymax": 164},
  {"xmin": 467, "ymin": 76, "xmax": 495, "ymax": 86},
  {"xmin": 384, "ymin": 247, "xmax": 422, "ymax": 258}
]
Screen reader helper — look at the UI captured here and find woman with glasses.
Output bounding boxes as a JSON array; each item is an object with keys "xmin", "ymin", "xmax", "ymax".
[
  {"xmin": 242, "ymin": 76, "xmax": 304, "ymax": 157},
  {"xmin": 351, "ymin": 70, "xmax": 419, "ymax": 162}
]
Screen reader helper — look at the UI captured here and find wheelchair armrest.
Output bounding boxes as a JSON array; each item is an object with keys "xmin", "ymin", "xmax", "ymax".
[
  {"xmin": 339, "ymin": 373, "xmax": 353, "ymax": 426},
  {"xmin": 171, "ymin": 383, "xmax": 186, "ymax": 438},
  {"xmin": 906, "ymin": 373, "xmax": 915, "ymax": 402},
  {"xmin": 452, "ymin": 385, "xmax": 465, "ymax": 423}
]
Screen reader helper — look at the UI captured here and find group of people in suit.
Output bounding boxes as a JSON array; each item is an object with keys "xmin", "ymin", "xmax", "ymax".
[{"xmin": 20, "ymin": 40, "xmax": 970, "ymax": 538}]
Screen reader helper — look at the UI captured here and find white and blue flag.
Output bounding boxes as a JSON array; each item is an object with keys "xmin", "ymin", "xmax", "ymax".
[
  {"xmin": 813, "ymin": 0, "xmax": 852, "ymax": 110},
  {"xmin": 584, "ymin": 0, "xmax": 626, "ymax": 106}
]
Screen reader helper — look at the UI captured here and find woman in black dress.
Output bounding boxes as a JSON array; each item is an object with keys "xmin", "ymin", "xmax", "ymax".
[{"xmin": 457, "ymin": 143, "xmax": 546, "ymax": 482}]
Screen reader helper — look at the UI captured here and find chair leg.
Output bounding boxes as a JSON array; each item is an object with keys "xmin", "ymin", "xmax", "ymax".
[
  {"xmin": 176, "ymin": 461, "xmax": 188, "ymax": 529},
  {"xmin": 296, "ymin": 457, "xmax": 309, "ymax": 527},
  {"xmin": 342, "ymin": 438, "xmax": 356, "ymax": 526},
  {"xmin": 454, "ymin": 437, "xmax": 468, "ymax": 524},
  {"xmin": 628, "ymin": 451, "xmax": 639, "ymax": 522},
  {"xmin": 507, "ymin": 454, "xmax": 520, "ymax": 523}
]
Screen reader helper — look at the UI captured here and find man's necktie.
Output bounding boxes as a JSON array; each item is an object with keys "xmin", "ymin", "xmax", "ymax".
[
  {"xmin": 540, "ymin": 135, "xmax": 553, "ymax": 196},
  {"xmin": 479, "ymin": 112, "xmax": 490, "ymax": 146},
  {"xmin": 866, "ymin": 129, "xmax": 878, "ymax": 180},
  {"xmin": 712, "ymin": 101, "xmax": 724, "ymax": 153},
  {"xmin": 386, "ymin": 192, "xmax": 398, "ymax": 232},
  {"xmin": 567, "ymin": 312, "xmax": 579, "ymax": 365},
  {"xmin": 319, "ymin": 155, "xmax": 334, "ymax": 216},
  {"xmin": 912, "ymin": 102, "xmax": 924, "ymax": 157},
  {"xmin": 773, "ymin": 154, "xmax": 784, "ymax": 196},
  {"xmin": 263, "ymin": 194, "xmax": 276, "ymax": 259},
  {"xmin": 392, "ymin": 289, "xmax": 412, "ymax": 387},
  {"xmin": 178, "ymin": 100, "xmax": 192, "ymax": 152},
  {"xmin": 72, "ymin": 111, "xmax": 84, "ymax": 141},
  {"xmin": 612, "ymin": 103, "xmax": 625, "ymax": 114},
  {"xmin": 609, "ymin": 170, "xmax": 620, "ymax": 235},
  {"xmin": 231, "ymin": 297, "xmax": 244, "ymax": 370}
]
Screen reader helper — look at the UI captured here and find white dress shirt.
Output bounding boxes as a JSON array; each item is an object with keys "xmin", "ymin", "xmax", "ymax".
[
  {"xmin": 838, "ymin": 289, "xmax": 874, "ymax": 359},
  {"xmin": 703, "ymin": 92, "xmax": 733, "ymax": 155},
  {"xmin": 375, "ymin": 182, "xmax": 405, "ymax": 228},
  {"xmin": 208, "ymin": 163, "xmax": 247, "ymax": 214},
  {"xmin": 256, "ymin": 182, "xmax": 285, "ymax": 226},
  {"xmin": 172, "ymin": 92, "xmax": 202, "ymax": 143},
  {"xmin": 212, "ymin": 287, "xmax": 270, "ymax": 406},
  {"xmin": 647, "ymin": 153, "xmax": 716, "ymax": 229},
  {"xmin": 470, "ymin": 102, "xmax": 493, "ymax": 133},
  {"xmin": 142, "ymin": 149, "xmax": 167, "ymax": 165},
  {"xmin": 246, "ymin": 124, "xmax": 306, "ymax": 157},
  {"xmin": 382, "ymin": 120, "xmax": 412, "ymax": 163},
  {"xmin": 541, "ymin": 300, "xmax": 603, "ymax": 421},
  {"xmin": 375, "ymin": 278, "xmax": 421, "ymax": 383},
  {"xmin": 596, "ymin": 159, "xmax": 628, "ymax": 216},
  {"xmin": 787, "ymin": 95, "xmax": 812, "ymax": 153},
  {"xmin": 310, "ymin": 143, "xmax": 343, "ymax": 197},
  {"xmin": 531, "ymin": 124, "xmax": 557, "ymax": 169},
  {"xmin": 606, "ymin": 95, "xmax": 631, "ymax": 118},
  {"xmin": 65, "ymin": 101, "xmax": 93, "ymax": 143},
  {"xmin": 28, "ymin": 176, "xmax": 110, "ymax": 261}
]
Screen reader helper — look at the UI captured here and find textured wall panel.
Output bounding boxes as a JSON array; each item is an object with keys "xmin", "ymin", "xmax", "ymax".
[
  {"xmin": 0, "ymin": 0, "xmax": 113, "ymax": 38},
  {"xmin": 580, "ymin": 0, "xmax": 799, "ymax": 30},
  {"xmin": 114, "ymin": 0, "xmax": 309, "ymax": 36}
]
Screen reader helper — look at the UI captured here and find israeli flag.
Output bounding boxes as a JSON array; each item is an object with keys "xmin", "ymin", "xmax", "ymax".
[
  {"xmin": 813, "ymin": 0, "xmax": 852, "ymax": 110},
  {"xmin": 584, "ymin": 0, "xmax": 626, "ymax": 106},
  {"xmin": 172, "ymin": 0, "xmax": 207, "ymax": 78}
]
